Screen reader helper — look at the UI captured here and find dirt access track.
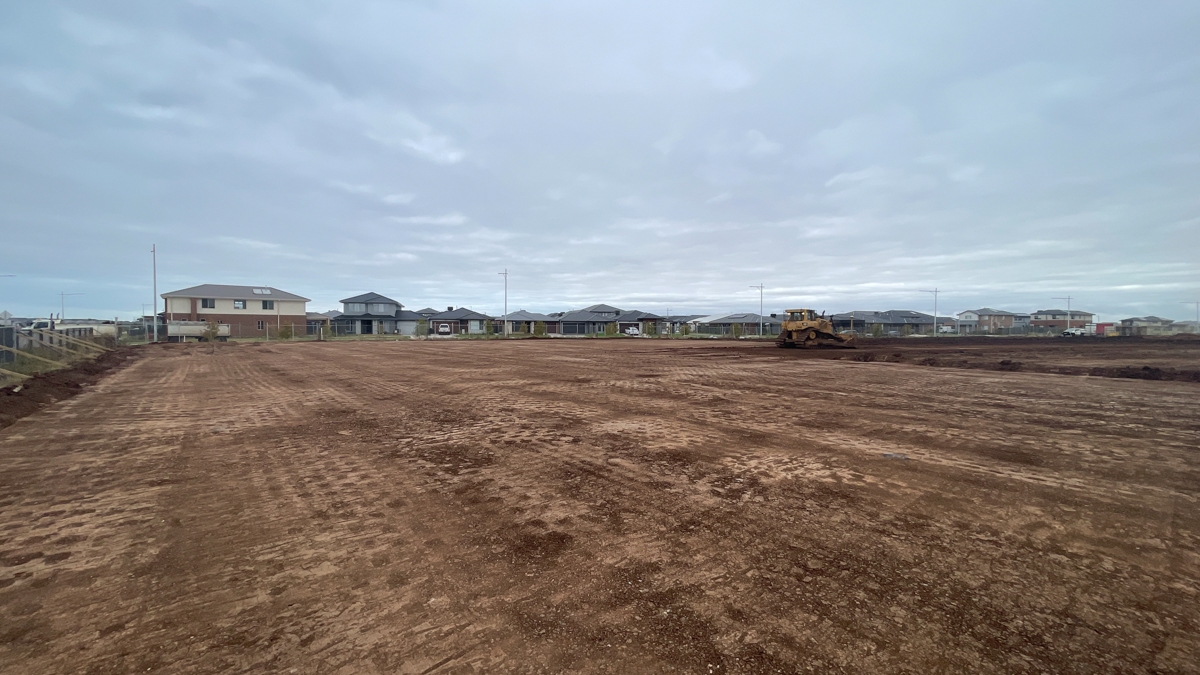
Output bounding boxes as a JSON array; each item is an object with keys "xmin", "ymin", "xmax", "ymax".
[{"xmin": 2, "ymin": 339, "xmax": 1198, "ymax": 674}]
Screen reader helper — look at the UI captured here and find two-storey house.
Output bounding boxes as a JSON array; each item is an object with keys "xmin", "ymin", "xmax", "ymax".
[
  {"xmin": 161, "ymin": 284, "xmax": 309, "ymax": 338},
  {"xmin": 332, "ymin": 293, "xmax": 425, "ymax": 335}
]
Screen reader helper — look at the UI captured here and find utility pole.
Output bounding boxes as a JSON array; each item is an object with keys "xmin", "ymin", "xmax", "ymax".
[
  {"xmin": 151, "ymin": 245, "xmax": 158, "ymax": 342},
  {"xmin": 498, "ymin": 269, "xmax": 508, "ymax": 337},
  {"xmin": 920, "ymin": 288, "xmax": 940, "ymax": 337},
  {"xmin": 59, "ymin": 292, "xmax": 83, "ymax": 322},
  {"xmin": 1053, "ymin": 296, "xmax": 1074, "ymax": 330},
  {"xmin": 748, "ymin": 283, "xmax": 764, "ymax": 337}
]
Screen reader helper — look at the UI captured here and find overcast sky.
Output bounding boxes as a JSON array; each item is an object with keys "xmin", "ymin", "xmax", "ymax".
[{"xmin": 2, "ymin": 1, "xmax": 1198, "ymax": 321}]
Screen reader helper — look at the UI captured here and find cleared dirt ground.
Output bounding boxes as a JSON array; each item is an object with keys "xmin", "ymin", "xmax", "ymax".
[{"xmin": 1, "ymin": 339, "xmax": 1198, "ymax": 674}]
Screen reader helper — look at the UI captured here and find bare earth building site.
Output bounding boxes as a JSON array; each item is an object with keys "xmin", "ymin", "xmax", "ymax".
[{"xmin": 2, "ymin": 3, "xmax": 1200, "ymax": 674}]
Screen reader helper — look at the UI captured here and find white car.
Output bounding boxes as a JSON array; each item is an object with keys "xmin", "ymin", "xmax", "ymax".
[
  {"xmin": 1062, "ymin": 327, "xmax": 1086, "ymax": 337},
  {"xmin": 623, "ymin": 326, "xmax": 640, "ymax": 336}
]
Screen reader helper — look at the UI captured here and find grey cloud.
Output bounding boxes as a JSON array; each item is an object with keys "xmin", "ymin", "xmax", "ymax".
[{"xmin": 0, "ymin": 1, "xmax": 1197, "ymax": 321}]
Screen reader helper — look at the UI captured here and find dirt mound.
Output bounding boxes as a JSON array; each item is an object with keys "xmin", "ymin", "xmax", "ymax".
[{"xmin": 0, "ymin": 347, "xmax": 141, "ymax": 430}]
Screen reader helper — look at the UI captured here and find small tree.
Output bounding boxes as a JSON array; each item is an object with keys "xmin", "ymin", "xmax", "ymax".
[
  {"xmin": 417, "ymin": 318, "xmax": 428, "ymax": 337},
  {"xmin": 534, "ymin": 321, "xmax": 546, "ymax": 336},
  {"xmin": 871, "ymin": 323, "xmax": 884, "ymax": 338},
  {"xmin": 681, "ymin": 323, "xmax": 691, "ymax": 336},
  {"xmin": 278, "ymin": 324, "xmax": 294, "ymax": 340},
  {"xmin": 481, "ymin": 318, "xmax": 492, "ymax": 338},
  {"xmin": 900, "ymin": 324, "xmax": 912, "ymax": 337},
  {"xmin": 732, "ymin": 323, "xmax": 743, "ymax": 338},
  {"xmin": 604, "ymin": 322, "xmax": 618, "ymax": 337},
  {"xmin": 201, "ymin": 319, "xmax": 221, "ymax": 343}
]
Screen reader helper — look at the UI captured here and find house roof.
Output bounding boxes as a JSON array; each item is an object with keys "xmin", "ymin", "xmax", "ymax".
[
  {"xmin": 962, "ymin": 308, "xmax": 1016, "ymax": 316},
  {"xmin": 395, "ymin": 310, "xmax": 425, "ymax": 320},
  {"xmin": 321, "ymin": 310, "xmax": 342, "ymax": 318},
  {"xmin": 414, "ymin": 307, "xmax": 439, "ymax": 315},
  {"xmin": 555, "ymin": 307, "xmax": 662, "ymax": 323},
  {"xmin": 504, "ymin": 310, "xmax": 555, "ymax": 322},
  {"xmin": 429, "ymin": 307, "xmax": 493, "ymax": 321},
  {"xmin": 1122, "ymin": 316, "xmax": 1173, "ymax": 324},
  {"xmin": 832, "ymin": 310, "xmax": 933, "ymax": 324},
  {"xmin": 693, "ymin": 313, "xmax": 780, "ymax": 324},
  {"xmin": 340, "ymin": 292, "xmax": 400, "ymax": 305},
  {"xmin": 161, "ymin": 284, "xmax": 310, "ymax": 302}
]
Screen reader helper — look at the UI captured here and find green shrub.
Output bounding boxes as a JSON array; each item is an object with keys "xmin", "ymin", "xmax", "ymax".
[{"xmin": 534, "ymin": 321, "xmax": 546, "ymax": 336}]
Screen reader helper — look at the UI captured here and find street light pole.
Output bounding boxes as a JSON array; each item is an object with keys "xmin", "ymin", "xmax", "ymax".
[
  {"xmin": 59, "ymin": 292, "xmax": 83, "ymax": 322},
  {"xmin": 498, "ymin": 269, "xmax": 508, "ymax": 337},
  {"xmin": 151, "ymin": 244, "xmax": 158, "ymax": 342},
  {"xmin": 1183, "ymin": 301, "xmax": 1200, "ymax": 331},
  {"xmin": 920, "ymin": 288, "xmax": 940, "ymax": 337},
  {"xmin": 1053, "ymin": 296, "xmax": 1074, "ymax": 331},
  {"xmin": 749, "ymin": 283, "xmax": 764, "ymax": 336}
]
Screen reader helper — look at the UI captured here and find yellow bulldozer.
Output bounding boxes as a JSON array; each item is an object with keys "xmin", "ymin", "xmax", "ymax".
[{"xmin": 776, "ymin": 309, "xmax": 856, "ymax": 348}]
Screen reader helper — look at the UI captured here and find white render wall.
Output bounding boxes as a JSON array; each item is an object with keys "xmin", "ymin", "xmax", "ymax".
[{"xmin": 164, "ymin": 297, "xmax": 307, "ymax": 316}]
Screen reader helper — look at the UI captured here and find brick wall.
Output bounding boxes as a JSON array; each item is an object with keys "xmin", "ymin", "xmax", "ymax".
[{"xmin": 170, "ymin": 313, "xmax": 307, "ymax": 338}]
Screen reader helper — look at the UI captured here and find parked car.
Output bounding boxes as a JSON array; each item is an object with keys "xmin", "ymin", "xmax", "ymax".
[
  {"xmin": 1062, "ymin": 327, "xmax": 1086, "ymax": 337},
  {"xmin": 623, "ymin": 326, "xmax": 640, "ymax": 336}
]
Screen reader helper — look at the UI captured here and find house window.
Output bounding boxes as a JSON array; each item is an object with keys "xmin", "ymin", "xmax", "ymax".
[
  {"xmin": 257, "ymin": 321, "xmax": 265, "ymax": 330},
  {"xmin": 262, "ymin": 300, "xmax": 274, "ymax": 310},
  {"xmin": 201, "ymin": 298, "xmax": 215, "ymax": 309},
  {"xmin": 234, "ymin": 300, "xmax": 246, "ymax": 309},
  {"xmin": 346, "ymin": 303, "xmax": 366, "ymax": 314}
]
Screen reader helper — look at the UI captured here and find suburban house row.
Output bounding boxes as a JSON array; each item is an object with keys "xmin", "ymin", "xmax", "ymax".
[{"xmin": 159, "ymin": 284, "xmax": 1191, "ymax": 339}]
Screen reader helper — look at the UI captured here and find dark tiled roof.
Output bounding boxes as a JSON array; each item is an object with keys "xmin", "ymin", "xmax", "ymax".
[
  {"xmin": 429, "ymin": 307, "xmax": 493, "ymax": 321},
  {"xmin": 162, "ymin": 284, "xmax": 310, "ymax": 301},
  {"xmin": 503, "ymin": 310, "xmax": 555, "ymax": 322},
  {"xmin": 340, "ymin": 292, "xmax": 400, "ymax": 304}
]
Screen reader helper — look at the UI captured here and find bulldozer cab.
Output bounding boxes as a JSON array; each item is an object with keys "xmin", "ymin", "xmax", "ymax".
[{"xmin": 785, "ymin": 309, "xmax": 817, "ymax": 322}]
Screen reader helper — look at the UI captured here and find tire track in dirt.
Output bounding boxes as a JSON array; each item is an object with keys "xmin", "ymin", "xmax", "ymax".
[{"xmin": 3, "ymin": 340, "xmax": 1198, "ymax": 674}]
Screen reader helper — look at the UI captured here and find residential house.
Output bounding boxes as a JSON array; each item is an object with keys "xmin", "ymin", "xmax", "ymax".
[
  {"xmin": 500, "ymin": 310, "xmax": 559, "ymax": 335},
  {"xmin": 428, "ymin": 307, "xmax": 493, "ymax": 336},
  {"xmin": 1119, "ymin": 316, "xmax": 1176, "ymax": 336},
  {"xmin": 161, "ymin": 284, "xmax": 309, "ymax": 338},
  {"xmin": 662, "ymin": 314, "xmax": 704, "ymax": 334},
  {"xmin": 305, "ymin": 312, "xmax": 331, "ymax": 336},
  {"xmin": 830, "ymin": 310, "xmax": 935, "ymax": 334},
  {"xmin": 1031, "ymin": 308, "xmax": 1095, "ymax": 331},
  {"xmin": 551, "ymin": 304, "xmax": 663, "ymax": 335},
  {"xmin": 333, "ymin": 292, "xmax": 401, "ymax": 335},
  {"xmin": 691, "ymin": 313, "xmax": 781, "ymax": 336},
  {"xmin": 957, "ymin": 308, "xmax": 1019, "ymax": 333}
]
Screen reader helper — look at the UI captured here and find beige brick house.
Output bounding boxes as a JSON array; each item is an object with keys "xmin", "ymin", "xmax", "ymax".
[{"xmin": 161, "ymin": 284, "xmax": 309, "ymax": 338}]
